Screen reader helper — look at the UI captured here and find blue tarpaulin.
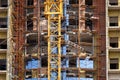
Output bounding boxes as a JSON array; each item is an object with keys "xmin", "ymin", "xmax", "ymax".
[
  {"xmin": 25, "ymin": 78, "xmax": 93, "ymax": 80},
  {"xmin": 77, "ymin": 59, "xmax": 94, "ymax": 68},
  {"xmin": 26, "ymin": 59, "xmax": 40, "ymax": 69}
]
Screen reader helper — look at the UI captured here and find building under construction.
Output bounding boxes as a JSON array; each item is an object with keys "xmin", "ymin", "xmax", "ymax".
[{"xmin": 0, "ymin": 0, "xmax": 106, "ymax": 80}]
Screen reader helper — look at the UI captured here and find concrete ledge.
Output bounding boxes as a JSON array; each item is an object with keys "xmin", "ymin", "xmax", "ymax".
[
  {"xmin": 0, "ymin": 7, "xmax": 8, "ymax": 11},
  {"xmin": 108, "ymin": 5, "xmax": 120, "ymax": 10},
  {"xmin": 109, "ymin": 48, "xmax": 120, "ymax": 52},
  {"xmin": 0, "ymin": 70, "xmax": 6, "ymax": 74},
  {"xmin": 0, "ymin": 49, "xmax": 7, "ymax": 53},
  {"xmin": 0, "ymin": 28, "xmax": 7, "ymax": 32},
  {"xmin": 108, "ymin": 69, "xmax": 120, "ymax": 73},
  {"xmin": 108, "ymin": 27, "xmax": 120, "ymax": 31}
]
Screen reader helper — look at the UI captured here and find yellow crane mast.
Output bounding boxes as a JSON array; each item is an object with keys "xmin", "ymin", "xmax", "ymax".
[{"xmin": 44, "ymin": 0, "xmax": 63, "ymax": 80}]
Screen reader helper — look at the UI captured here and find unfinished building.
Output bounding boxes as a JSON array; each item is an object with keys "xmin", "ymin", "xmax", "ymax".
[{"xmin": 5, "ymin": 0, "xmax": 106, "ymax": 80}]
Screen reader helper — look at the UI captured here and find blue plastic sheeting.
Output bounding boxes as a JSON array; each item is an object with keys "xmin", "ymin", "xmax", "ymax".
[
  {"xmin": 61, "ymin": 58, "xmax": 69, "ymax": 68},
  {"xmin": 26, "ymin": 59, "xmax": 40, "ymax": 69},
  {"xmin": 62, "ymin": 46, "xmax": 67, "ymax": 55},
  {"xmin": 66, "ymin": 77, "xmax": 78, "ymax": 80},
  {"xmin": 80, "ymin": 78, "xmax": 93, "ymax": 80},
  {"xmin": 63, "ymin": 0, "xmax": 69, "ymax": 26},
  {"xmin": 51, "ymin": 72, "xmax": 58, "ymax": 80},
  {"xmin": 66, "ymin": 14, "xmax": 69, "ymax": 26},
  {"xmin": 51, "ymin": 63, "xmax": 57, "ymax": 68},
  {"xmin": 26, "ymin": 58, "xmax": 93, "ymax": 69},
  {"xmin": 80, "ymin": 60, "xmax": 94, "ymax": 68},
  {"xmin": 66, "ymin": 77, "xmax": 93, "ymax": 80},
  {"xmin": 51, "ymin": 72, "xmax": 67, "ymax": 80},
  {"xmin": 62, "ymin": 21, "xmax": 66, "ymax": 28},
  {"xmin": 25, "ymin": 78, "xmax": 47, "ymax": 80},
  {"xmin": 61, "ymin": 71, "xmax": 66, "ymax": 80},
  {"xmin": 63, "ymin": 3, "xmax": 67, "ymax": 28},
  {"xmin": 77, "ymin": 59, "xmax": 94, "ymax": 68},
  {"xmin": 51, "ymin": 47, "xmax": 57, "ymax": 54},
  {"xmin": 64, "ymin": 34, "xmax": 69, "ymax": 41},
  {"xmin": 63, "ymin": 0, "xmax": 67, "ymax": 16},
  {"xmin": 25, "ymin": 78, "xmax": 93, "ymax": 80},
  {"xmin": 52, "ymin": 46, "xmax": 67, "ymax": 55},
  {"xmin": 66, "ymin": 0, "xmax": 69, "ymax": 5}
]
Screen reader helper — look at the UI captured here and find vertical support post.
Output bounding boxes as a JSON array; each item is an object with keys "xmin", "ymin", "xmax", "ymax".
[
  {"xmin": 78, "ymin": 0, "xmax": 85, "ymax": 79},
  {"xmin": 37, "ymin": 0, "xmax": 41, "ymax": 79},
  {"xmin": 12, "ymin": 0, "xmax": 25, "ymax": 80}
]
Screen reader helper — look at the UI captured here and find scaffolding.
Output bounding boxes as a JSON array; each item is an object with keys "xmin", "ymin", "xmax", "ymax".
[
  {"xmin": 9, "ymin": 0, "xmax": 106, "ymax": 80},
  {"xmin": 12, "ymin": 0, "xmax": 25, "ymax": 79}
]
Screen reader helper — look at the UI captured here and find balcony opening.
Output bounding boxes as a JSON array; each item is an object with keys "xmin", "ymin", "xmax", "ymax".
[
  {"xmin": 0, "ymin": 39, "xmax": 7, "ymax": 49},
  {"xmin": 110, "ymin": 58, "xmax": 119, "ymax": 69},
  {"xmin": 27, "ymin": 0, "xmax": 33, "ymax": 6},
  {"xmin": 85, "ymin": 19, "xmax": 93, "ymax": 31},
  {"xmin": 27, "ymin": 38, "xmax": 37, "ymax": 45},
  {"xmin": 110, "ymin": 37, "xmax": 118, "ymax": 48},
  {"xmin": 85, "ymin": 0, "xmax": 93, "ymax": 6},
  {"xmin": 69, "ymin": 0, "xmax": 78, "ymax": 4},
  {"xmin": 0, "ymin": 59, "xmax": 6, "ymax": 70},
  {"xmin": 0, "ymin": 18, "xmax": 7, "ymax": 28},
  {"xmin": 27, "ymin": 36, "xmax": 38, "ymax": 54},
  {"xmin": 85, "ymin": 72, "xmax": 93, "ymax": 78},
  {"xmin": 109, "ymin": 16, "xmax": 118, "ymax": 26},
  {"xmin": 27, "ymin": 8, "xmax": 33, "ymax": 14},
  {"xmin": 109, "ymin": 0, "xmax": 118, "ymax": 5},
  {"xmin": 25, "ymin": 71, "xmax": 32, "ymax": 79},
  {"xmin": 0, "ymin": 0, "xmax": 7, "ymax": 7},
  {"xmin": 26, "ymin": 0, "xmax": 33, "ymax": 14},
  {"xmin": 41, "ymin": 57, "xmax": 48, "ymax": 67},
  {"xmin": 69, "ymin": 19, "xmax": 78, "ymax": 25},
  {"xmin": 27, "ymin": 20, "xmax": 33, "ymax": 31},
  {"xmin": 69, "ymin": 58, "xmax": 76, "ymax": 67}
]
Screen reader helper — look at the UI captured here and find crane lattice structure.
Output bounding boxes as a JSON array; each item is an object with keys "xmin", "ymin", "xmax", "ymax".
[{"xmin": 44, "ymin": 0, "xmax": 63, "ymax": 80}]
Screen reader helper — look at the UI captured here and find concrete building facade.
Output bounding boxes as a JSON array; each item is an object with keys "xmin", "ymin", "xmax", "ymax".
[
  {"xmin": 0, "ymin": 0, "xmax": 8, "ymax": 79},
  {"xmin": 107, "ymin": 0, "xmax": 120, "ymax": 79}
]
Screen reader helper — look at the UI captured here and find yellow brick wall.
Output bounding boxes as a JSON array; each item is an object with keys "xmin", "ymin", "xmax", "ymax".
[
  {"xmin": 109, "ymin": 10, "xmax": 120, "ymax": 27},
  {"xmin": 0, "ymin": 53, "xmax": 6, "ymax": 59},
  {"xmin": 109, "ymin": 31, "xmax": 120, "ymax": 48},
  {"xmin": 0, "ymin": 32, "xmax": 7, "ymax": 39},
  {"xmin": 0, "ymin": 6, "xmax": 7, "ymax": 80},
  {"xmin": 108, "ymin": 9, "xmax": 120, "ymax": 47},
  {"xmin": 0, "ymin": 11, "xmax": 7, "ymax": 18},
  {"xmin": 108, "ymin": 2, "xmax": 120, "ymax": 71},
  {"xmin": 118, "ymin": 0, "xmax": 120, "ymax": 6},
  {"xmin": 109, "ymin": 52, "xmax": 120, "ymax": 70},
  {"xmin": 108, "ymin": 8, "xmax": 120, "ymax": 68},
  {"xmin": 0, "ymin": 74, "xmax": 6, "ymax": 80}
]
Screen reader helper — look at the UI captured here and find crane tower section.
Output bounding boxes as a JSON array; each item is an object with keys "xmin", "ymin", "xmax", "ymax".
[{"xmin": 44, "ymin": 0, "xmax": 63, "ymax": 80}]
